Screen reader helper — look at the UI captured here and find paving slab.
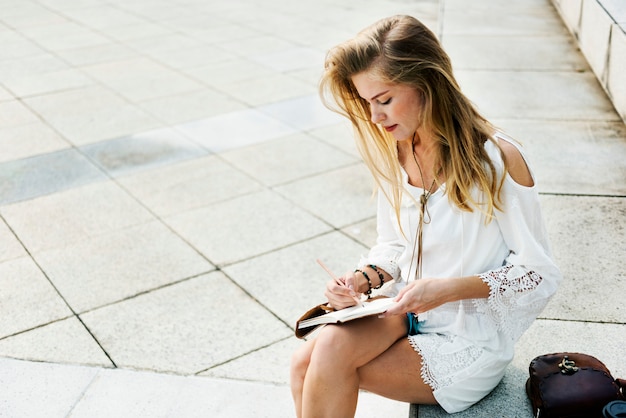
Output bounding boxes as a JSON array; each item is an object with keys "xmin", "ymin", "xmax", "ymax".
[
  {"xmin": 0, "ymin": 122, "xmax": 69, "ymax": 163},
  {"xmin": 117, "ymin": 154, "xmax": 264, "ymax": 217},
  {"xmin": 0, "ymin": 316, "xmax": 113, "ymax": 367},
  {"xmin": 165, "ymin": 190, "xmax": 333, "ymax": 266},
  {"xmin": 0, "ymin": 181, "xmax": 154, "ymax": 253},
  {"xmin": 0, "ymin": 257, "xmax": 72, "ymax": 338},
  {"xmin": 220, "ymin": 132, "xmax": 357, "ymax": 186},
  {"xmin": 34, "ymin": 221, "xmax": 214, "ymax": 313},
  {"xmin": 275, "ymin": 164, "xmax": 377, "ymax": 228},
  {"xmin": 495, "ymin": 119, "xmax": 626, "ymax": 195},
  {"xmin": 80, "ymin": 271, "xmax": 292, "ymax": 374},
  {"xmin": 222, "ymin": 231, "xmax": 370, "ymax": 326}
]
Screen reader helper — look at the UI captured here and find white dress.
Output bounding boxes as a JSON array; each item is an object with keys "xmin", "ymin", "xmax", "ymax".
[{"xmin": 360, "ymin": 134, "xmax": 561, "ymax": 413}]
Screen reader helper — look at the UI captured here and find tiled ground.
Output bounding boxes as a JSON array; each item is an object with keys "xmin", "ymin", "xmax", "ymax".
[{"xmin": 0, "ymin": 0, "xmax": 625, "ymax": 417}]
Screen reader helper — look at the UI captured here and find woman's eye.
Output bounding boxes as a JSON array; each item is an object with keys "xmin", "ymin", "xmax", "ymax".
[{"xmin": 380, "ymin": 98, "xmax": 391, "ymax": 105}]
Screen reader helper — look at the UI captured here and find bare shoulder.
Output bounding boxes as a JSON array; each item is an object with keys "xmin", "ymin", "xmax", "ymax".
[{"xmin": 498, "ymin": 138, "xmax": 534, "ymax": 187}]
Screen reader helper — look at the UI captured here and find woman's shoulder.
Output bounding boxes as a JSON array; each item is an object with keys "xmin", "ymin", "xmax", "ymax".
[{"xmin": 488, "ymin": 132, "xmax": 534, "ymax": 187}]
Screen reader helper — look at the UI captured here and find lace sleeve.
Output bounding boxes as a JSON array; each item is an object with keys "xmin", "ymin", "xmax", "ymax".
[{"xmin": 473, "ymin": 264, "xmax": 549, "ymax": 341}]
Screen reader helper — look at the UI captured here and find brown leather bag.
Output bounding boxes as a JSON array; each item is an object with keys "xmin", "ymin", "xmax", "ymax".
[{"xmin": 526, "ymin": 352, "xmax": 625, "ymax": 418}]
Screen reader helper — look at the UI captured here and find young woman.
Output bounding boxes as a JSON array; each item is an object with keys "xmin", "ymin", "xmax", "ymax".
[{"xmin": 290, "ymin": 15, "xmax": 561, "ymax": 417}]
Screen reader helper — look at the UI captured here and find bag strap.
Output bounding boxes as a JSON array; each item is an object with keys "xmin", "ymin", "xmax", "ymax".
[{"xmin": 617, "ymin": 378, "xmax": 626, "ymax": 399}]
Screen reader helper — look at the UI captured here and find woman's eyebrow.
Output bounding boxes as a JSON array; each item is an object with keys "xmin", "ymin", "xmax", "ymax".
[{"xmin": 369, "ymin": 90, "xmax": 389, "ymax": 101}]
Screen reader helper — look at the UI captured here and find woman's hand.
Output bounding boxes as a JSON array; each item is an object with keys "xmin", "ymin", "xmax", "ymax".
[
  {"xmin": 383, "ymin": 276, "xmax": 489, "ymax": 317},
  {"xmin": 383, "ymin": 278, "xmax": 452, "ymax": 316},
  {"xmin": 324, "ymin": 271, "xmax": 361, "ymax": 310}
]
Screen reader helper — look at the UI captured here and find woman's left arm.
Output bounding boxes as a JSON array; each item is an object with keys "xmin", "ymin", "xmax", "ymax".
[
  {"xmin": 386, "ymin": 140, "xmax": 562, "ymax": 340},
  {"xmin": 471, "ymin": 139, "xmax": 562, "ymax": 339}
]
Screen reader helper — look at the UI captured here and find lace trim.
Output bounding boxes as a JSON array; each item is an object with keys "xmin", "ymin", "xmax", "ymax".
[
  {"xmin": 474, "ymin": 264, "xmax": 544, "ymax": 340},
  {"xmin": 409, "ymin": 334, "xmax": 483, "ymax": 392}
]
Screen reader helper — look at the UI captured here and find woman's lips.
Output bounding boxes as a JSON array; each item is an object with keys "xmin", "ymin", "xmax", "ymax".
[{"xmin": 384, "ymin": 124, "xmax": 397, "ymax": 132}]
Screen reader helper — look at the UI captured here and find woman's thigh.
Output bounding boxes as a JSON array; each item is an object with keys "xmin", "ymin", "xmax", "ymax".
[
  {"xmin": 308, "ymin": 314, "xmax": 408, "ymax": 371},
  {"xmin": 358, "ymin": 337, "xmax": 437, "ymax": 405}
]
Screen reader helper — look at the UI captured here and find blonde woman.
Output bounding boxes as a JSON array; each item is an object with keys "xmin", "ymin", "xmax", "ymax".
[{"xmin": 290, "ymin": 15, "xmax": 561, "ymax": 417}]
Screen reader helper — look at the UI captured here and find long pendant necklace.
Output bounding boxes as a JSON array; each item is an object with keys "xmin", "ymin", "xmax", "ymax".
[{"xmin": 407, "ymin": 133, "xmax": 437, "ymax": 283}]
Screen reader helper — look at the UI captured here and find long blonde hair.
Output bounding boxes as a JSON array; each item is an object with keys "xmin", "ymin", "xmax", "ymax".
[{"xmin": 320, "ymin": 15, "xmax": 506, "ymax": 224}]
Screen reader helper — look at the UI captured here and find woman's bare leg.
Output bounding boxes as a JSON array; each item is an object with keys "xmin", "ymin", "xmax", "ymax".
[
  {"xmin": 298, "ymin": 314, "xmax": 409, "ymax": 418},
  {"xmin": 358, "ymin": 338, "xmax": 437, "ymax": 405},
  {"xmin": 290, "ymin": 338, "xmax": 317, "ymax": 418}
]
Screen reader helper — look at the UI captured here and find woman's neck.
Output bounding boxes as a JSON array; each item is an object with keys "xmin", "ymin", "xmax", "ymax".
[{"xmin": 398, "ymin": 131, "xmax": 440, "ymax": 189}]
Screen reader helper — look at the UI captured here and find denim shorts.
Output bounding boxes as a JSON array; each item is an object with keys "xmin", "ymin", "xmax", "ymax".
[{"xmin": 406, "ymin": 312, "xmax": 420, "ymax": 336}]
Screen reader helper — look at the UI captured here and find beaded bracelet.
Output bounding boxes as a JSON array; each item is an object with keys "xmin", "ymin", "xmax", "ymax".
[
  {"xmin": 354, "ymin": 269, "xmax": 372, "ymax": 299},
  {"xmin": 368, "ymin": 264, "xmax": 385, "ymax": 289}
]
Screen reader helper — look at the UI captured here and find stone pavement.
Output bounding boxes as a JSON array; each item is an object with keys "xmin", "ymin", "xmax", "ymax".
[{"xmin": 0, "ymin": 0, "xmax": 624, "ymax": 417}]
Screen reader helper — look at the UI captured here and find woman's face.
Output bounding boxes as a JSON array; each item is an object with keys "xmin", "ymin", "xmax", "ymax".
[{"xmin": 352, "ymin": 71, "xmax": 423, "ymax": 142}]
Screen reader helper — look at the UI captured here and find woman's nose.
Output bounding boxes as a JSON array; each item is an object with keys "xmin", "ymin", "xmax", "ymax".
[{"xmin": 371, "ymin": 108, "xmax": 385, "ymax": 124}]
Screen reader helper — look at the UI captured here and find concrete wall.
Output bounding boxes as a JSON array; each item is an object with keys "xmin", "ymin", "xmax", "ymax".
[{"xmin": 552, "ymin": 0, "xmax": 626, "ymax": 123}]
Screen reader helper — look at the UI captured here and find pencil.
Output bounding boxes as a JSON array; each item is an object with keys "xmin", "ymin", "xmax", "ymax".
[{"xmin": 316, "ymin": 259, "xmax": 364, "ymax": 307}]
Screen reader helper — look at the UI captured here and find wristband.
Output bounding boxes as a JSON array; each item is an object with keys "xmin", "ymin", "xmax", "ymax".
[
  {"xmin": 368, "ymin": 264, "xmax": 385, "ymax": 289},
  {"xmin": 354, "ymin": 269, "xmax": 372, "ymax": 299}
]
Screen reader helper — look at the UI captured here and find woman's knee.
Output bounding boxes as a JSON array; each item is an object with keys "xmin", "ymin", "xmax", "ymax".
[{"xmin": 290, "ymin": 340, "xmax": 315, "ymax": 384}]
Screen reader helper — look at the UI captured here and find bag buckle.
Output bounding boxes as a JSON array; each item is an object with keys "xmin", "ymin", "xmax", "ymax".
[{"xmin": 558, "ymin": 355, "xmax": 579, "ymax": 375}]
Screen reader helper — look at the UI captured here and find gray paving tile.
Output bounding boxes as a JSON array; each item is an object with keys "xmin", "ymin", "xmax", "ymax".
[
  {"xmin": 80, "ymin": 127, "xmax": 209, "ymax": 177},
  {"xmin": 0, "ymin": 148, "xmax": 107, "ymax": 206},
  {"xmin": 456, "ymin": 70, "xmax": 620, "ymax": 121},
  {"xmin": 341, "ymin": 217, "xmax": 378, "ymax": 249},
  {"xmin": 143, "ymin": 44, "xmax": 234, "ymax": 71},
  {"xmin": 176, "ymin": 107, "xmax": 297, "ymax": 152},
  {"xmin": 19, "ymin": 21, "xmax": 110, "ymax": 52},
  {"xmin": 2, "ymin": 67, "xmax": 94, "ymax": 98},
  {"xmin": 0, "ymin": 218, "xmax": 26, "ymax": 262},
  {"xmin": 118, "ymin": 155, "xmax": 263, "ymax": 217},
  {"xmin": 82, "ymin": 57, "xmax": 205, "ymax": 103},
  {"xmin": 220, "ymin": 132, "xmax": 358, "ymax": 186},
  {"xmin": 137, "ymin": 88, "xmax": 246, "ymax": 125},
  {"xmin": 274, "ymin": 164, "xmax": 377, "ymax": 228},
  {"xmin": 50, "ymin": 106, "xmax": 162, "ymax": 146},
  {"xmin": 185, "ymin": 57, "xmax": 275, "ymax": 87},
  {"xmin": 80, "ymin": 271, "xmax": 292, "ymax": 374},
  {"xmin": 444, "ymin": 35, "xmax": 587, "ymax": 71},
  {"xmin": 0, "ymin": 52, "xmax": 67, "ymax": 79},
  {"xmin": 200, "ymin": 337, "xmax": 298, "ymax": 385},
  {"xmin": 0, "ymin": 100, "xmax": 40, "ymax": 128},
  {"xmin": 0, "ymin": 317, "xmax": 112, "ymax": 368},
  {"xmin": 495, "ymin": 119, "xmax": 626, "ymax": 195},
  {"xmin": 220, "ymin": 35, "xmax": 297, "ymax": 57},
  {"xmin": 165, "ymin": 190, "xmax": 332, "ymax": 266},
  {"xmin": 0, "ymin": 257, "xmax": 72, "ymax": 338},
  {"xmin": 258, "ymin": 94, "xmax": 345, "ymax": 131},
  {"xmin": 0, "ymin": 35, "xmax": 46, "ymax": 61},
  {"xmin": 249, "ymin": 46, "xmax": 325, "ymax": 72},
  {"xmin": 1, "ymin": 181, "xmax": 154, "ymax": 253},
  {"xmin": 23, "ymin": 86, "xmax": 162, "ymax": 146},
  {"xmin": 443, "ymin": 5, "xmax": 567, "ymax": 36},
  {"xmin": 223, "ymin": 231, "xmax": 369, "ymax": 326},
  {"xmin": 54, "ymin": 42, "xmax": 137, "ymax": 67},
  {"xmin": 34, "ymin": 221, "xmax": 213, "ymax": 313},
  {"xmin": 59, "ymin": 5, "xmax": 146, "ymax": 31},
  {"xmin": 0, "ymin": 122, "xmax": 70, "ymax": 163},
  {"xmin": 0, "ymin": 84, "xmax": 13, "ymax": 101},
  {"xmin": 0, "ymin": 357, "xmax": 97, "ymax": 418},
  {"xmin": 308, "ymin": 122, "xmax": 361, "ymax": 158},
  {"xmin": 218, "ymin": 73, "xmax": 316, "ymax": 107},
  {"xmin": 541, "ymin": 195, "xmax": 626, "ymax": 323}
]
